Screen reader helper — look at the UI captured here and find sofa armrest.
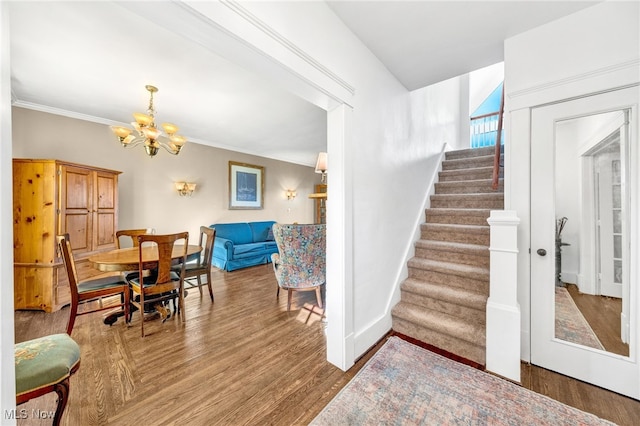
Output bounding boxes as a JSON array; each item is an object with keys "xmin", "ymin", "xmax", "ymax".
[{"xmin": 213, "ymin": 236, "xmax": 235, "ymax": 261}]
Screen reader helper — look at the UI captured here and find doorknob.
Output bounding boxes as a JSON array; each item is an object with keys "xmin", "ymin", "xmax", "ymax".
[{"xmin": 537, "ymin": 248, "xmax": 547, "ymax": 256}]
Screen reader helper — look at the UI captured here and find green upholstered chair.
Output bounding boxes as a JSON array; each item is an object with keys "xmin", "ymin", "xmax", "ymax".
[{"xmin": 15, "ymin": 333, "xmax": 81, "ymax": 426}]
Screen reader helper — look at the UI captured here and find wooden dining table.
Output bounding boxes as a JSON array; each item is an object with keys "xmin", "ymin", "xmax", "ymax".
[
  {"xmin": 88, "ymin": 245, "xmax": 202, "ymax": 272},
  {"xmin": 88, "ymin": 245, "xmax": 202, "ymax": 325}
]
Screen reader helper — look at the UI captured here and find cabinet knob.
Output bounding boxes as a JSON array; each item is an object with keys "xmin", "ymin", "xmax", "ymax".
[{"xmin": 536, "ymin": 248, "xmax": 547, "ymax": 256}]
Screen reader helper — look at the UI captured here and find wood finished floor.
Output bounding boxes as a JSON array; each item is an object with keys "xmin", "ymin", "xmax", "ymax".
[
  {"xmin": 15, "ymin": 265, "xmax": 640, "ymax": 425},
  {"xmin": 566, "ymin": 283, "xmax": 629, "ymax": 356}
]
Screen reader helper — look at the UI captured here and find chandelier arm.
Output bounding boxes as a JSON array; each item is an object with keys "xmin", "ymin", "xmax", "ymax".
[
  {"xmin": 157, "ymin": 140, "xmax": 180, "ymax": 155},
  {"xmin": 121, "ymin": 136, "xmax": 147, "ymax": 149}
]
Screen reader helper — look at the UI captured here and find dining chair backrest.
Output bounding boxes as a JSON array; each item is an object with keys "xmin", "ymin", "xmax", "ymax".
[
  {"xmin": 116, "ymin": 229, "xmax": 151, "ymax": 249},
  {"xmin": 198, "ymin": 226, "xmax": 215, "ymax": 268},
  {"xmin": 178, "ymin": 226, "xmax": 216, "ymax": 301},
  {"xmin": 137, "ymin": 232, "xmax": 189, "ymax": 285},
  {"xmin": 57, "ymin": 233, "xmax": 81, "ymax": 309}
]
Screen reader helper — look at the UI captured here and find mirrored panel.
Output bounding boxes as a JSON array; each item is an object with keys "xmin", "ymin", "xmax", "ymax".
[{"xmin": 554, "ymin": 109, "xmax": 630, "ymax": 356}]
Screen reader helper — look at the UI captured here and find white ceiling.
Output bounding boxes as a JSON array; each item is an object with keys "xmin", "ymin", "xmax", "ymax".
[{"xmin": 9, "ymin": 1, "xmax": 599, "ymax": 166}]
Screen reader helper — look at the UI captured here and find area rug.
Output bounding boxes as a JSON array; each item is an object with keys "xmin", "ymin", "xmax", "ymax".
[
  {"xmin": 310, "ymin": 336, "xmax": 615, "ymax": 425},
  {"xmin": 555, "ymin": 286, "xmax": 605, "ymax": 350}
]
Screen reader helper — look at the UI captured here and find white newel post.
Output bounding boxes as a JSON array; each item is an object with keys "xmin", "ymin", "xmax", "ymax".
[{"xmin": 486, "ymin": 210, "xmax": 521, "ymax": 382}]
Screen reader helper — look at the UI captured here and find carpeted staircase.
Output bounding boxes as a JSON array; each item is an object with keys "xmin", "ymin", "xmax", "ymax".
[{"xmin": 391, "ymin": 145, "xmax": 504, "ymax": 366}]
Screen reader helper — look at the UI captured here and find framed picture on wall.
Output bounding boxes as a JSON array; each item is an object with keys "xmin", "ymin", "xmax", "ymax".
[{"xmin": 229, "ymin": 161, "xmax": 264, "ymax": 209}]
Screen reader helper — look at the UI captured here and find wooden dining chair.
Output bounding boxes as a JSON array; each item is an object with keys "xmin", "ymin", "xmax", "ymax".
[
  {"xmin": 178, "ymin": 226, "xmax": 216, "ymax": 302},
  {"xmin": 116, "ymin": 229, "xmax": 154, "ymax": 282},
  {"xmin": 57, "ymin": 234, "xmax": 130, "ymax": 335},
  {"xmin": 115, "ymin": 229, "xmax": 150, "ymax": 249},
  {"xmin": 127, "ymin": 232, "xmax": 189, "ymax": 337}
]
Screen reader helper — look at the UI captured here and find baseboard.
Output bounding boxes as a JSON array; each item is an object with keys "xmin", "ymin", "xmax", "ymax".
[{"xmin": 354, "ymin": 313, "xmax": 392, "ymax": 360}]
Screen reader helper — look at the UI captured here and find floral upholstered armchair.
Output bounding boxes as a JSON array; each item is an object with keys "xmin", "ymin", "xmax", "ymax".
[{"xmin": 271, "ymin": 224, "xmax": 326, "ymax": 311}]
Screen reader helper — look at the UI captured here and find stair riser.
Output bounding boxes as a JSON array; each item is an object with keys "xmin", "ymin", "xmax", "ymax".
[
  {"xmin": 420, "ymin": 228, "xmax": 489, "ymax": 245},
  {"xmin": 400, "ymin": 290, "xmax": 486, "ymax": 324},
  {"xmin": 425, "ymin": 212, "xmax": 489, "ymax": 226},
  {"xmin": 408, "ymin": 267, "xmax": 489, "ymax": 294},
  {"xmin": 445, "ymin": 147, "xmax": 496, "ymax": 160},
  {"xmin": 430, "ymin": 197, "xmax": 503, "ymax": 209},
  {"xmin": 392, "ymin": 317, "xmax": 485, "ymax": 365},
  {"xmin": 438, "ymin": 168, "xmax": 494, "ymax": 182},
  {"xmin": 415, "ymin": 246, "xmax": 489, "ymax": 267},
  {"xmin": 435, "ymin": 181, "xmax": 503, "ymax": 194},
  {"xmin": 442, "ymin": 155, "xmax": 500, "ymax": 171}
]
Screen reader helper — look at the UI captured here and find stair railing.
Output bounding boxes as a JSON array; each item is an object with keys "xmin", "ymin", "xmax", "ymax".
[{"xmin": 491, "ymin": 88, "xmax": 505, "ymax": 191}]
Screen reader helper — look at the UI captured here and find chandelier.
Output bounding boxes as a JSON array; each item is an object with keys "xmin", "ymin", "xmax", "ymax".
[{"xmin": 110, "ymin": 85, "xmax": 187, "ymax": 157}]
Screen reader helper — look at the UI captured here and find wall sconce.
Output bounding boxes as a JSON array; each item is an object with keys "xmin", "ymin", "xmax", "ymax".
[
  {"xmin": 286, "ymin": 189, "xmax": 297, "ymax": 200},
  {"xmin": 315, "ymin": 152, "xmax": 328, "ymax": 184},
  {"xmin": 175, "ymin": 182, "xmax": 196, "ymax": 197}
]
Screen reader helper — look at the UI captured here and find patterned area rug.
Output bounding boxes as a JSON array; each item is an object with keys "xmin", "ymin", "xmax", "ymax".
[
  {"xmin": 311, "ymin": 336, "xmax": 615, "ymax": 425},
  {"xmin": 555, "ymin": 286, "xmax": 605, "ymax": 350}
]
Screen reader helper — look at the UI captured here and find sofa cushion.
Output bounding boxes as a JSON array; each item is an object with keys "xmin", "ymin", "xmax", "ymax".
[
  {"xmin": 249, "ymin": 221, "xmax": 276, "ymax": 243},
  {"xmin": 233, "ymin": 242, "xmax": 268, "ymax": 256},
  {"xmin": 212, "ymin": 222, "xmax": 253, "ymax": 245}
]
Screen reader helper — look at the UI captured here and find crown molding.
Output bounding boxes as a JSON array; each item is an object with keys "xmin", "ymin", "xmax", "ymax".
[
  {"xmin": 220, "ymin": 0, "xmax": 355, "ymax": 96},
  {"xmin": 12, "ymin": 100, "xmax": 116, "ymax": 126},
  {"xmin": 509, "ymin": 58, "xmax": 640, "ymax": 101}
]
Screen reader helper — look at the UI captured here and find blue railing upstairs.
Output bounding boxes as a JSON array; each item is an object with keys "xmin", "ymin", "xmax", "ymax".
[{"xmin": 470, "ymin": 111, "xmax": 504, "ymax": 148}]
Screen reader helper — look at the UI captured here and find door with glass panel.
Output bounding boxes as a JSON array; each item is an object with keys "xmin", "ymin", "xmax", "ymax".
[{"xmin": 530, "ymin": 86, "xmax": 639, "ymax": 399}]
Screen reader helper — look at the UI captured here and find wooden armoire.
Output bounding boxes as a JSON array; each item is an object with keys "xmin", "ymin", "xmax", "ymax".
[{"xmin": 13, "ymin": 159, "xmax": 121, "ymax": 312}]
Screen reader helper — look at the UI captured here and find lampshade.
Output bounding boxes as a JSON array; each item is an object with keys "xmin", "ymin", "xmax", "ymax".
[
  {"xmin": 162, "ymin": 122, "xmax": 179, "ymax": 135},
  {"xmin": 315, "ymin": 152, "xmax": 328, "ymax": 174}
]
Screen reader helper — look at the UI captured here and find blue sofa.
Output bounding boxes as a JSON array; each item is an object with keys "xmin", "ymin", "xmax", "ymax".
[{"xmin": 210, "ymin": 221, "xmax": 278, "ymax": 271}]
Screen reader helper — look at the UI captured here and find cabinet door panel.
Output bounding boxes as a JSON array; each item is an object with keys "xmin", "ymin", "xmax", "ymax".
[
  {"xmin": 60, "ymin": 165, "xmax": 93, "ymax": 254},
  {"xmin": 94, "ymin": 171, "xmax": 118, "ymax": 251},
  {"xmin": 95, "ymin": 212, "xmax": 116, "ymax": 249},
  {"xmin": 65, "ymin": 213, "xmax": 91, "ymax": 252},
  {"xmin": 63, "ymin": 168, "xmax": 91, "ymax": 210},
  {"xmin": 96, "ymin": 174, "xmax": 116, "ymax": 209}
]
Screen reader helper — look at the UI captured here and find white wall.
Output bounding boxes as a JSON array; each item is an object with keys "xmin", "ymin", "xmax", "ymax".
[
  {"xmin": 12, "ymin": 107, "xmax": 318, "ymax": 241},
  {"xmin": 505, "ymin": 0, "xmax": 640, "ymax": 361},
  {"xmin": 1, "ymin": 2, "xmax": 16, "ymax": 422}
]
